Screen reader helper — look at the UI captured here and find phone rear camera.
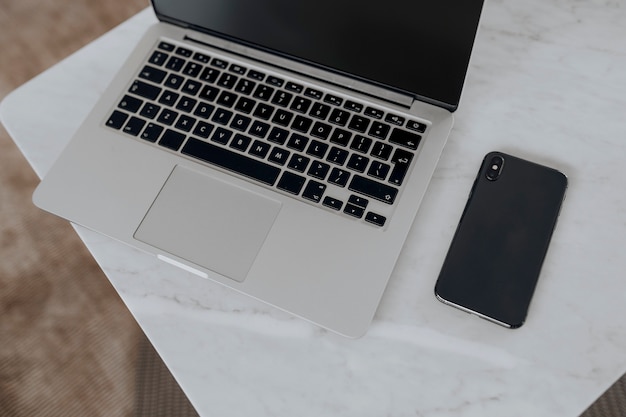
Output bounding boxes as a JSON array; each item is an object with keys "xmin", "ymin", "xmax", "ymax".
[{"xmin": 486, "ymin": 155, "xmax": 504, "ymax": 181}]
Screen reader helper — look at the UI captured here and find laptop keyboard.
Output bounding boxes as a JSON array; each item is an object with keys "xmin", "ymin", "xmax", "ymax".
[{"xmin": 105, "ymin": 40, "xmax": 429, "ymax": 228}]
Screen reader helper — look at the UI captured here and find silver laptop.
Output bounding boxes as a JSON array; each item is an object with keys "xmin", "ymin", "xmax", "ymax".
[{"xmin": 33, "ymin": 0, "xmax": 484, "ymax": 337}]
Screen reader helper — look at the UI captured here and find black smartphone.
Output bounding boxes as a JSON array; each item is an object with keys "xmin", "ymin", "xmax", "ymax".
[{"xmin": 435, "ymin": 151, "xmax": 567, "ymax": 328}]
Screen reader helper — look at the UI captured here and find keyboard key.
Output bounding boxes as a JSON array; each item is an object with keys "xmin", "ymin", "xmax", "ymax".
[
  {"xmin": 370, "ymin": 141, "xmax": 393, "ymax": 160},
  {"xmin": 309, "ymin": 102, "xmax": 331, "ymax": 120},
  {"xmin": 349, "ymin": 175, "xmax": 398, "ymax": 204},
  {"xmin": 277, "ymin": 172, "xmax": 305, "ymax": 195},
  {"xmin": 231, "ymin": 114, "xmax": 251, "ymax": 131},
  {"xmin": 306, "ymin": 140, "xmax": 328, "ymax": 159},
  {"xmin": 253, "ymin": 103, "xmax": 274, "ymax": 120},
  {"xmin": 182, "ymin": 61, "xmax": 202, "ymax": 77},
  {"xmin": 287, "ymin": 154, "xmax": 310, "ymax": 172},
  {"xmin": 324, "ymin": 94, "xmax": 343, "ymax": 106},
  {"xmin": 175, "ymin": 47, "xmax": 193, "ymax": 57},
  {"xmin": 389, "ymin": 148, "xmax": 414, "ymax": 186},
  {"xmin": 182, "ymin": 138, "xmax": 280, "ymax": 186},
  {"xmin": 229, "ymin": 64, "xmax": 246, "ymax": 74},
  {"xmin": 157, "ymin": 109, "xmax": 178, "ymax": 126},
  {"xmin": 217, "ymin": 73, "xmax": 238, "ymax": 89},
  {"xmin": 268, "ymin": 147, "xmax": 290, "ymax": 166},
  {"xmin": 199, "ymin": 85, "xmax": 219, "ymax": 102},
  {"xmin": 253, "ymin": 85, "xmax": 274, "ymax": 101},
  {"xmin": 287, "ymin": 133, "xmax": 308, "ymax": 152},
  {"xmin": 365, "ymin": 212, "xmax": 386, "ymax": 227},
  {"xmin": 234, "ymin": 96, "xmax": 256, "ymax": 114},
  {"xmin": 285, "ymin": 82, "xmax": 303, "ymax": 93},
  {"xmin": 326, "ymin": 147, "xmax": 349, "ymax": 165},
  {"xmin": 389, "ymin": 128, "xmax": 421, "ymax": 150},
  {"xmin": 310, "ymin": 121, "xmax": 332, "ymax": 139},
  {"xmin": 211, "ymin": 127, "xmax": 232, "ymax": 145},
  {"xmin": 329, "ymin": 108, "xmax": 350, "ymax": 126},
  {"xmin": 193, "ymin": 102, "xmax": 215, "ymax": 119},
  {"xmin": 291, "ymin": 115, "xmax": 312, "ymax": 133},
  {"xmin": 364, "ymin": 107, "xmax": 384, "ymax": 119},
  {"xmin": 139, "ymin": 103, "xmax": 160, "ymax": 119},
  {"xmin": 307, "ymin": 161, "xmax": 330, "ymax": 180},
  {"xmin": 268, "ymin": 127, "xmax": 289, "ymax": 145},
  {"xmin": 347, "ymin": 154, "xmax": 369, "ymax": 173},
  {"xmin": 350, "ymin": 135, "xmax": 372, "ymax": 153},
  {"xmin": 176, "ymin": 96, "xmax": 197, "ymax": 113},
  {"xmin": 348, "ymin": 115, "xmax": 370, "ymax": 133},
  {"xmin": 181, "ymin": 79, "xmax": 202, "ymax": 96},
  {"xmin": 367, "ymin": 161, "xmax": 390, "ymax": 180},
  {"xmin": 158, "ymin": 42, "xmax": 175, "ymax": 51},
  {"xmin": 211, "ymin": 58, "xmax": 228, "ymax": 69},
  {"xmin": 158, "ymin": 90, "xmax": 179, "ymax": 106},
  {"xmin": 141, "ymin": 123, "xmax": 163, "ymax": 142},
  {"xmin": 211, "ymin": 108, "xmax": 233, "ymax": 125},
  {"xmin": 217, "ymin": 91, "xmax": 237, "ymax": 108},
  {"xmin": 118, "ymin": 95, "xmax": 143, "ymax": 113},
  {"xmin": 329, "ymin": 128, "xmax": 352, "ymax": 146},
  {"xmin": 247, "ymin": 69, "xmax": 265, "ymax": 81},
  {"xmin": 344, "ymin": 100, "xmax": 363, "ymax": 112},
  {"xmin": 174, "ymin": 115, "xmax": 196, "ymax": 132},
  {"xmin": 385, "ymin": 113, "xmax": 405, "ymax": 126},
  {"xmin": 302, "ymin": 180, "xmax": 326, "ymax": 203},
  {"xmin": 344, "ymin": 203, "xmax": 365, "ymax": 219},
  {"xmin": 199, "ymin": 67, "xmax": 220, "ymax": 83},
  {"xmin": 271, "ymin": 91, "xmax": 293, "ymax": 107},
  {"xmin": 193, "ymin": 52, "xmax": 211, "ymax": 63},
  {"xmin": 235, "ymin": 78, "xmax": 256, "ymax": 95},
  {"xmin": 165, "ymin": 56, "xmax": 186, "ymax": 72},
  {"xmin": 159, "ymin": 129, "xmax": 186, "ymax": 151},
  {"xmin": 368, "ymin": 121, "xmax": 390, "ymax": 139},
  {"xmin": 304, "ymin": 88, "xmax": 323, "ymax": 100},
  {"xmin": 406, "ymin": 120, "xmax": 427, "ymax": 133},
  {"xmin": 123, "ymin": 117, "xmax": 146, "ymax": 136},
  {"xmin": 267, "ymin": 76, "xmax": 284, "ymax": 87},
  {"xmin": 164, "ymin": 74, "xmax": 184, "ymax": 90},
  {"xmin": 249, "ymin": 140, "xmax": 271, "ymax": 158},
  {"xmin": 148, "ymin": 50, "xmax": 169, "ymax": 66},
  {"xmin": 323, "ymin": 196, "xmax": 343, "ymax": 211},
  {"xmin": 272, "ymin": 109, "xmax": 294, "ymax": 126},
  {"xmin": 107, "ymin": 110, "xmax": 128, "ymax": 129},
  {"xmin": 230, "ymin": 134, "xmax": 251, "ymax": 152},
  {"xmin": 348, "ymin": 195, "xmax": 369, "ymax": 208},
  {"xmin": 249, "ymin": 120, "xmax": 270, "ymax": 138},
  {"xmin": 328, "ymin": 168, "xmax": 350, "ymax": 187},
  {"xmin": 138, "ymin": 65, "xmax": 167, "ymax": 84},
  {"xmin": 193, "ymin": 121, "xmax": 214, "ymax": 138},
  {"xmin": 129, "ymin": 80, "xmax": 162, "ymax": 100},
  {"xmin": 290, "ymin": 97, "xmax": 312, "ymax": 113}
]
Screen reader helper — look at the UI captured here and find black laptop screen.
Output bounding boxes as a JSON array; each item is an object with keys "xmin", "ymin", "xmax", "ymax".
[{"xmin": 152, "ymin": 0, "xmax": 484, "ymax": 110}]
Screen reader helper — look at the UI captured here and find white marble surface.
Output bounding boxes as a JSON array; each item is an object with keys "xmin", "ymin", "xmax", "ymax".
[{"xmin": 2, "ymin": 1, "xmax": 626, "ymax": 416}]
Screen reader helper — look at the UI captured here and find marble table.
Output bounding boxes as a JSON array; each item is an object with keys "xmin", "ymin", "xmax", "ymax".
[{"xmin": 2, "ymin": 1, "xmax": 625, "ymax": 416}]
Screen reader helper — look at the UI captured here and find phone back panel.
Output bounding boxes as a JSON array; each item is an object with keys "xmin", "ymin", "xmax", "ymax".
[{"xmin": 435, "ymin": 152, "xmax": 567, "ymax": 328}]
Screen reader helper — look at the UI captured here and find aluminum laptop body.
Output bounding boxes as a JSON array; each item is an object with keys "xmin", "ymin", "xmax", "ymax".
[{"xmin": 33, "ymin": 0, "xmax": 484, "ymax": 337}]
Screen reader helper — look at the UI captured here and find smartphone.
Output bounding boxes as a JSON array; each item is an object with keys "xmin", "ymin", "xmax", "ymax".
[{"xmin": 435, "ymin": 151, "xmax": 567, "ymax": 328}]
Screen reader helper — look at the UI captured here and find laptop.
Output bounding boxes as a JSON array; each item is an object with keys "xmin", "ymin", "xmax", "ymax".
[{"xmin": 33, "ymin": 0, "xmax": 485, "ymax": 337}]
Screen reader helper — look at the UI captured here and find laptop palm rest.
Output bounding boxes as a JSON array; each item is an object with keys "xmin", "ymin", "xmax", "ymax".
[{"xmin": 134, "ymin": 165, "xmax": 281, "ymax": 282}]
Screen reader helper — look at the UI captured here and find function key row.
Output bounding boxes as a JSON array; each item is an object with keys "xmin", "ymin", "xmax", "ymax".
[{"xmin": 155, "ymin": 41, "xmax": 427, "ymax": 133}]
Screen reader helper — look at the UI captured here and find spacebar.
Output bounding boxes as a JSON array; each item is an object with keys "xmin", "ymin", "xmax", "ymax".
[{"xmin": 181, "ymin": 138, "xmax": 280, "ymax": 186}]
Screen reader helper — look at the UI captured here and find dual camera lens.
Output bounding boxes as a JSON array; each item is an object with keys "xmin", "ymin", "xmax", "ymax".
[{"xmin": 486, "ymin": 155, "xmax": 504, "ymax": 181}]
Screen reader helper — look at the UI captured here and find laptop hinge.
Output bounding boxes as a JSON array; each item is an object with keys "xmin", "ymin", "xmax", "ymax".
[{"xmin": 182, "ymin": 33, "xmax": 416, "ymax": 109}]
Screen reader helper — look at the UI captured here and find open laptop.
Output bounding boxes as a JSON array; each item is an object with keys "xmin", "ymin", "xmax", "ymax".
[{"xmin": 33, "ymin": 0, "xmax": 484, "ymax": 337}]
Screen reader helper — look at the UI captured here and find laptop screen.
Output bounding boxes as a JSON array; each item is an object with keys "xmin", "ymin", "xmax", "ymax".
[{"xmin": 152, "ymin": 0, "xmax": 484, "ymax": 111}]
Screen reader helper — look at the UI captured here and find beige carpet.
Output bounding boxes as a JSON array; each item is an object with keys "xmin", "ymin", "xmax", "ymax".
[{"xmin": 0, "ymin": 1, "xmax": 623, "ymax": 416}]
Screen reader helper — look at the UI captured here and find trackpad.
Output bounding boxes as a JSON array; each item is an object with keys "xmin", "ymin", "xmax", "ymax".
[{"xmin": 134, "ymin": 166, "xmax": 281, "ymax": 282}]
